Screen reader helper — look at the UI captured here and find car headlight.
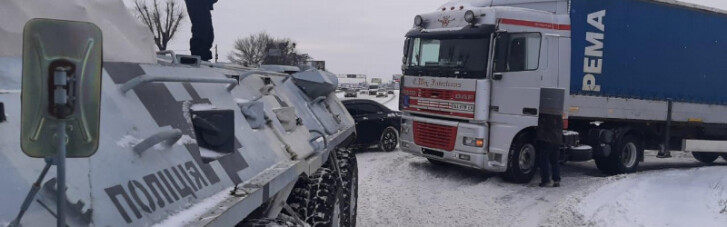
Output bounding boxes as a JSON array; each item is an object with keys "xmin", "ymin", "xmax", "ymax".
[{"xmin": 463, "ymin": 136, "xmax": 484, "ymax": 147}]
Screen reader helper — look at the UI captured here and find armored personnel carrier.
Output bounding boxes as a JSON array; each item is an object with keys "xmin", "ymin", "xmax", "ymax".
[{"xmin": 0, "ymin": 0, "xmax": 358, "ymax": 226}]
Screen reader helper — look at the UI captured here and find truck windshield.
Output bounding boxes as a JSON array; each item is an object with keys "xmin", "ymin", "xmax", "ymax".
[{"xmin": 406, "ymin": 37, "xmax": 490, "ymax": 78}]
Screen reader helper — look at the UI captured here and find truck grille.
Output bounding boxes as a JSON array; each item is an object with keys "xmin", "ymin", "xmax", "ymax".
[{"xmin": 413, "ymin": 121, "xmax": 457, "ymax": 151}]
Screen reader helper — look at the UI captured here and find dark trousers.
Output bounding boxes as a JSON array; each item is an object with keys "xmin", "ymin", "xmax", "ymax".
[
  {"xmin": 184, "ymin": 0, "xmax": 214, "ymax": 61},
  {"xmin": 538, "ymin": 141, "xmax": 561, "ymax": 183}
]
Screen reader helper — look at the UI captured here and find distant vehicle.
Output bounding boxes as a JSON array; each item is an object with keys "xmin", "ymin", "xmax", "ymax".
[
  {"xmin": 368, "ymin": 84, "xmax": 380, "ymax": 95},
  {"xmin": 345, "ymin": 89, "xmax": 358, "ymax": 98},
  {"xmin": 376, "ymin": 89, "xmax": 388, "ymax": 98},
  {"xmin": 387, "ymin": 90, "xmax": 395, "ymax": 94},
  {"xmin": 360, "ymin": 89, "xmax": 367, "ymax": 94},
  {"xmin": 343, "ymin": 99, "xmax": 401, "ymax": 152}
]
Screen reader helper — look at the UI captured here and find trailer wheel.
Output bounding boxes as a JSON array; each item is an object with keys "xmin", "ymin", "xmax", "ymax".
[
  {"xmin": 503, "ymin": 131, "xmax": 537, "ymax": 183},
  {"xmin": 599, "ymin": 135, "xmax": 641, "ymax": 175},
  {"xmin": 379, "ymin": 127, "xmax": 399, "ymax": 152},
  {"xmin": 336, "ymin": 148, "xmax": 358, "ymax": 227},
  {"xmin": 240, "ymin": 217, "xmax": 301, "ymax": 227},
  {"xmin": 306, "ymin": 168, "xmax": 343, "ymax": 227},
  {"xmin": 692, "ymin": 152, "xmax": 719, "ymax": 164}
]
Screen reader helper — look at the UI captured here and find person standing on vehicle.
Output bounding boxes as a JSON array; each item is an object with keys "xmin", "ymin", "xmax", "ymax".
[
  {"xmin": 184, "ymin": 0, "xmax": 217, "ymax": 61},
  {"xmin": 537, "ymin": 89, "xmax": 565, "ymax": 187}
]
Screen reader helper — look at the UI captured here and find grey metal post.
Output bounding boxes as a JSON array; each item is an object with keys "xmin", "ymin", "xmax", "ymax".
[
  {"xmin": 53, "ymin": 68, "xmax": 68, "ymax": 227},
  {"xmin": 659, "ymin": 99, "xmax": 673, "ymax": 158},
  {"xmin": 8, "ymin": 159, "xmax": 53, "ymax": 227}
]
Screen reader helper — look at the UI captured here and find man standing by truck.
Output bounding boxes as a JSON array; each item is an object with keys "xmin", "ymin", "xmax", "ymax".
[
  {"xmin": 184, "ymin": 0, "xmax": 217, "ymax": 61},
  {"xmin": 537, "ymin": 89, "xmax": 565, "ymax": 187}
]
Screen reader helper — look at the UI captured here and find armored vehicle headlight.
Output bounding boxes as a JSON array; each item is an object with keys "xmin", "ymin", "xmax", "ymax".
[{"xmin": 464, "ymin": 10, "xmax": 476, "ymax": 24}]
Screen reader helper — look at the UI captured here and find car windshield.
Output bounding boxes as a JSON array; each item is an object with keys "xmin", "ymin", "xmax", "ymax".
[{"xmin": 406, "ymin": 36, "xmax": 490, "ymax": 78}]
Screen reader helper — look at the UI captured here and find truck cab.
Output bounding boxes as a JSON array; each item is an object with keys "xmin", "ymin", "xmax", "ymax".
[{"xmin": 399, "ymin": 0, "xmax": 573, "ymax": 182}]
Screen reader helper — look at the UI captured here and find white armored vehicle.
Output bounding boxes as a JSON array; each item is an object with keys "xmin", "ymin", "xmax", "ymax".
[{"xmin": 0, "ymin": 0, "xmax": 358, "ymax": 226}]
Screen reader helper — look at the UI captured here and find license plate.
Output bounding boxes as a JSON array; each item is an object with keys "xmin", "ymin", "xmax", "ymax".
[{"xmin": 451, "ymin": 103, "xmax": 474, "ymax": 112}]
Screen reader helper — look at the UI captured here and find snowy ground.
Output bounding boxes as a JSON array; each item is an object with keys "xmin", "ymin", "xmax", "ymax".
[{"xmin": 347, "ymin": 90, "xmax": 727, "ymax": 227}]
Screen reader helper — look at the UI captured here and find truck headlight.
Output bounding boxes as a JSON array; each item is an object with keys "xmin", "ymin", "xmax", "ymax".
[{"xmin": 463, "ymin": 137, "xmax": 484, "ymax": 147}]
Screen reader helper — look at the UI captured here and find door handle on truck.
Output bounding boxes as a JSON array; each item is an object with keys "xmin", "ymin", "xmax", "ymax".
[{"xmin": 492, "ymin": 73, "xmax": 503, "ymax": 81}]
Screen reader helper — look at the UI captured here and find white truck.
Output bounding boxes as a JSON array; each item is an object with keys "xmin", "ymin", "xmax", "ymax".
[{"xmin": 400, "ymin": 0, "xmax": 727, "ymax": 183}]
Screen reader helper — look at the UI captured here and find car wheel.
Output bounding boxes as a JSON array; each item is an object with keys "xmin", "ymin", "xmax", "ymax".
[{"xmin": 379, "ymin": 127, "xmax": 399, "ymax": 152}]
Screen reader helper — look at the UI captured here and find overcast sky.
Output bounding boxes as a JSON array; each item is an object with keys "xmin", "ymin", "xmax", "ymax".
[{"xmin": 122, "ymin": 0, "xmax": 727, "ymax": 82}]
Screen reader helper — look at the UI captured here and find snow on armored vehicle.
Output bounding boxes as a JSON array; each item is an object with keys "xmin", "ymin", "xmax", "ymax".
[{"xmin": 0, "ymin": 0, "xmax": 358, "ymax": 226}]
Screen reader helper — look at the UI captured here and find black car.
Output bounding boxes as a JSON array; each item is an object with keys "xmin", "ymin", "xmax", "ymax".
[
  {"xmin": 344, "ymin": 89, "xmax": 358, "ymax": 98},
  {"xmin": 342, "ymin": 99, "xmax": 401, "ymax": 152}
]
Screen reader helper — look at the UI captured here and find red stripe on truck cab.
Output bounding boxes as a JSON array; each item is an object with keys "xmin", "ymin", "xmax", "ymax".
[{"xmin": 500, "ymin": 18, "xmax": 571, "ymax": 30}]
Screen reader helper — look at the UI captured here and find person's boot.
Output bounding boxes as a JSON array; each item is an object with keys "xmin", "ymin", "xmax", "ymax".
[
  {"xmin": 553, "ymin": 181, "xmax": 560, "ymax": 187},
  {"xmin": 539, "ymin": 181, "xmax": 551, "ymax": 187}
]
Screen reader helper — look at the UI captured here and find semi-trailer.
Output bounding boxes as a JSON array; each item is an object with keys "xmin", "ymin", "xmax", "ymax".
[{"xmin": 400, "ymin": 0, "xmax": 727, "ymax": 183}]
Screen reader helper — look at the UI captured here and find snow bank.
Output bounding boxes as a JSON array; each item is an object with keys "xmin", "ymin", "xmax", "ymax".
[{"xmin": 574, "ymin": 167, "xmax": 727, "ymax": 227}]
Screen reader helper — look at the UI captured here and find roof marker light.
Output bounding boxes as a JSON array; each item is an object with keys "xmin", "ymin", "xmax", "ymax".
[{"xmin": 414, "ymin": 15, "xmax": 424, "ymax": 27}]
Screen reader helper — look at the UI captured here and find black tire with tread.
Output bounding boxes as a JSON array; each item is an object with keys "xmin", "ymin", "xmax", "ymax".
[
  {"xmin": 597, "ymin": 135, "xmax": 641, "ymax": 175},
  {"xmin": 336, "ymin": 148, "xmax": 358, "ymax": 227},
  {"xmin": 306, "ymin": 168, "xmax": 342, "ymax": 227},
  {"xmin": 285, "ymin": 175, "xmax": 311, "ymax": 221},
  {"xmin": 503, "ymin": 132, "xmax": 537, "ymax": 184},
  {"xmin": 693, "ymin": 152, "xmax": 720, "ymax": 164},
  {"xmin": 240, "ymin": 217, "xmax": 300, "ymax": 227}
]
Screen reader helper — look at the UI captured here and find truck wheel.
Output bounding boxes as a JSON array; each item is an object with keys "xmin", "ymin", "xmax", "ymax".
[
  {"xmin": 306, "ymin": 168, "xmax": 343, "ymax": 227},
  {"xmin": 602, "ymin": 135, "xmax": 641, "ymax": 174},
  {"xmin": 336, "ymin": 148, "xmax": 358, "ymax": 227},
  {"xmin": 504, "ymin": 132, "xmax": 537, "ymax": 184},
  {"xmin": 379, "ymin": 127, "xmax": 399, "ymax": 152},
  {"xmin": 240, "ymin": 217, "xmax": 301, "ymax": 227},
  {"xmin": 594, "ymin": 157, "xmax": 616, "ymax": 175},
  {"xmin": 693, "ymin": 152, "xmax": 719, "ymax": 164},
  {"xmin": 286, "ymin": 175, "xmax": 311, "ymax": 220}
]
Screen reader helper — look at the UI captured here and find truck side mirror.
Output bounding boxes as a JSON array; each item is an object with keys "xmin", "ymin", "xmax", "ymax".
[
  {"xmin": 20, "ymin": 19, "xmax": 103, "ymax": 158},
  {"xmin": 403, "ymin": 38, "xmax": 412, "ymax": 64},
  {"xmin": 493, "ymin": 33, "xmax": 510, "ymax": 73}
]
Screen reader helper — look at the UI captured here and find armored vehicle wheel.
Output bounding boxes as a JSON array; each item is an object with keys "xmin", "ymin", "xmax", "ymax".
[
  {"xmin": 596, "ymin": 135, "xmax": 641, "ymax": 175},
  {"xmin": 693, "ymin": 152, "xmax": 719, "ymax": 164},
  {"xmin": 240, "ymin": 217, "xmax": 302, "ymax": 227},
  {"xmin": 306, "ymin": 168, "xmax": 343, "ymax": 227},
  {"xmin": 379, "ymin": 127, "xmax": 399, "ymax": 152},
  {"xmin": 336, "ymin": 148, "xmax": 359, "ymax": 227},
  {"xmin": 286, "ymin": 175, "xmax": 312, "ymax": 220},
  {"xmin": 503, "ymin": 132, "xmax": 537, "ymax": 184}
]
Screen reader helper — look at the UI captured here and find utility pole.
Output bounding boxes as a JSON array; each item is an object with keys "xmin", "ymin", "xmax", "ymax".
[{"xmin": 214, "ymin": 45, "xmax": 218, "ymax": 63}]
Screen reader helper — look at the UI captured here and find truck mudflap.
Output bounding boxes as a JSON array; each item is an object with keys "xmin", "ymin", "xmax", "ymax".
[{"xmin": 399, "ymin": 114, "xmax": 501, "ymax": 171}]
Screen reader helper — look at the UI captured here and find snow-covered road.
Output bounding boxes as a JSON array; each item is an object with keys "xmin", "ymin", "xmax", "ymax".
[{"xmin": 346, "ymin": 90, "xmax": 727, "ymax": 227}]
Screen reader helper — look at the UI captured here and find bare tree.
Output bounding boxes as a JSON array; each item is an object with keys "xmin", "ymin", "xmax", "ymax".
[
  {"xmin": 228, "ymin": 32, "xmax": 311, "ymax": 67},
  {"xmin": 228, "ymin": 32, "xmax": 271, "ymax": 67},
  {"xmin": 132, "ymin": 0, "xmax": 185, "ymax": 51}
]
